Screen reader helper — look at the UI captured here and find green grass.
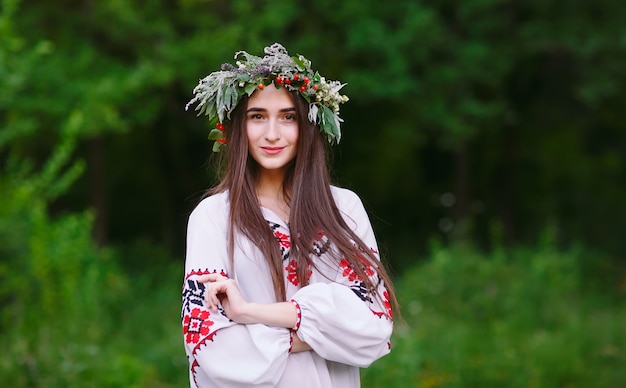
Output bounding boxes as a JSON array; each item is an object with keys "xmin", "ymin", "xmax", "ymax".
[{"xmin": 362, "ymin": 243, "xmax": 626, "ymax": 388}]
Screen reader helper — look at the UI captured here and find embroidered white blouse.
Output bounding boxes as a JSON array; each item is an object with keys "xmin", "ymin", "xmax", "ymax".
[{"xmin": 182, "ymin": 186, "xmax": 393, "ymax": 387}]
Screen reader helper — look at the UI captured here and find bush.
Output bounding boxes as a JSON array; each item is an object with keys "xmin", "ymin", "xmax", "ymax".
[
  {"xmin": 0, "ymin": 192, "xmax": 187, "ymax": 387},
  {"xmin": 0, "ymin": 130, "xmax": 187, "ymax": 387},
  {"xmin": 362, "ymin": 242, "xmax": 626, "ymax": 388}
]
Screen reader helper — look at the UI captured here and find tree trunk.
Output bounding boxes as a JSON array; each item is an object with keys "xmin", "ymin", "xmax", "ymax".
[
  {"xmin": 500, "ymin": 124, "xmax": 517, "ymax": 244},
  {"xmin": 453, "ymin": 144, "xmax": 470, "ymax": 239}
]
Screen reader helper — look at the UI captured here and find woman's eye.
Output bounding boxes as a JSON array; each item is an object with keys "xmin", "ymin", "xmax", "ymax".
[
  {"xmin": 249, "ymin": 114, "xmax": 264, "ymax": 120},
  {"xmin": 284, "ymin": 114, "xmax": 296, "ymax": 121}
]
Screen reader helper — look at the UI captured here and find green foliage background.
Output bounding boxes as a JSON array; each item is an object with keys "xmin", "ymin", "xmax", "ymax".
[{"xmin": 1, "ymin": 0, "xmax": 625, "ymax": 386}]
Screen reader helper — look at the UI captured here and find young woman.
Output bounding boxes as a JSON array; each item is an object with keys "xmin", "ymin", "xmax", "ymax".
[{"xmin": 182, "ymin": 43, "xmax": 397, "ymax": 387}]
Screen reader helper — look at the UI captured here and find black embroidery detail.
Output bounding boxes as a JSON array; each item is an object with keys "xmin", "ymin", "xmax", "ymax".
[
  {"xmin": 350, "ymin": 281, "xmax": 374, "ymax": 303},
  {"xmin": 268, "ymin": 221, "xmax": 291, "ymax": 261},
  {"xmin": 182, "ymin": 278, "xmax": 230, "ymax": 320},
  {"xmin": 268, "ymin": 222, "xmax": 280, "ymax": 232},
  {"xmin": 182, "ymin": 279, "xmax": 206, "ymax": 318},
  {"xmin": 312, "ymin": 235, "xmax": 331, "ymax": 257}
]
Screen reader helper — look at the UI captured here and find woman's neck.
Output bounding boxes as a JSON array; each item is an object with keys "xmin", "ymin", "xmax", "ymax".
[{"xmin": 256, "ymin": 169, "xmax": 290, "ymax": 222}]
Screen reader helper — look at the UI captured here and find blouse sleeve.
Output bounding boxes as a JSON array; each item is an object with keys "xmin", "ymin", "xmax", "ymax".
[
  {"xmin": 291, "ymin": 189, "xmax": 394, "ymax": 367},
  {"xmin": 182, "ymin": 196, "xmax": 291, "ymax": 387}
]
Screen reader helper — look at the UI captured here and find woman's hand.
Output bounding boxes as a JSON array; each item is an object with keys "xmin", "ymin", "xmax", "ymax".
[
  {"xmin": 290, "ymin": 331, "xmax": 312, "ymax": 353},
  {"xmin": 198, "ymin": 273, "xmax": 303, "ymax": 330},
  {"xmin": 198, "ymin": 273, "xmax": 253, "ymax": 324}
]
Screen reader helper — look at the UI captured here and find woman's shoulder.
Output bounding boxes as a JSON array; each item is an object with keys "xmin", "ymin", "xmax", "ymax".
[
  {"xmin": 330, "ymin": 185, "xmax": 363, "ymax": 211},
  {"xmin": 189, "ymin": 191, "xmax": 229, "ymax": 220}
]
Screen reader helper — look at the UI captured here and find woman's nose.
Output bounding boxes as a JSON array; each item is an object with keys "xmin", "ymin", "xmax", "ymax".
[{"xmin": 264, "ymin": 119, "xmax": 280, "ymax": 141}]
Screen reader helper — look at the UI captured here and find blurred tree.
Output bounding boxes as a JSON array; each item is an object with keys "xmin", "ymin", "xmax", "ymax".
[
  {"xmin": 310, "ymin": 0, "xmax": 626, "ymax": 260},
  {"xmin": 2, "ymin": 0, "xmax": 626, "ymax": 271}
]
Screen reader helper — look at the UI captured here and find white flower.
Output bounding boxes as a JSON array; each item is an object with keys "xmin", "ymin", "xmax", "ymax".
[{"xmin": 308, "ymin": 103, "xmax": 319, "ymax": 123}]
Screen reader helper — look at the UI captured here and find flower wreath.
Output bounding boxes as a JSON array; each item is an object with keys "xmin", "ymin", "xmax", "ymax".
[{"xmin": 186, "ymin": 43, "xmax": 349, "ymax": 152}]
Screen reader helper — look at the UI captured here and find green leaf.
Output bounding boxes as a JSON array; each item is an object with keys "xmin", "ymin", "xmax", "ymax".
[
  {"xmin": 205, "ymin": 99, "xmax": 216, "ymax": 118},
  {"xmin": 230, "ymin": 86, "xmax": 241, "ymax": 108},
  {"xmin": 244, "ymin": 82, "xmax": 256, "ymax": 96},
  {"xmin": 236, "ymin": 73, "xmax": 250, "ymax": 82},
  {"xmin": 224, "ymin": 85, "xmax": 234, "ymax": 109},
  {"xmin": 216, "ymin": 85, "xmax": 225, "ymax": 119},
  {"xmin": 320, "ymin": 105, "xmax": 339, "ymax": 142},
  {"xmin": 208, "ymin": 128, "xmax": 223, "ymax": 140},
  {"xmin": 292, "ymin": 55, "xmax": 306, "ymax": 70},
  {"xmin": 212, "ymin": 141, "xmax": 222, "ymax": 152}
]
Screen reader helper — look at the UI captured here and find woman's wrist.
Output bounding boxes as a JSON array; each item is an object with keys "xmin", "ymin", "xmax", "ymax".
[
  {"xmin": 242, "ymin": 301, "xmax": 299, "ymax": 328},
  {"xmin": 290, "ymin": 330, "xmax": 312, "ymax": 353}
]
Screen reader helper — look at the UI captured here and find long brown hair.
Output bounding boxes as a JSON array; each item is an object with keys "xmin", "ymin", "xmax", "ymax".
[{"xmin": 207, "ymin": 88, "xmax": 398, "ymax": 318}]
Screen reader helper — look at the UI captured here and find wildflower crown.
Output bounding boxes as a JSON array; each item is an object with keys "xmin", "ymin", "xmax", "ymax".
[{"xmin": 186, "ymin": 43, "xmax": 348, "ymax": 152}]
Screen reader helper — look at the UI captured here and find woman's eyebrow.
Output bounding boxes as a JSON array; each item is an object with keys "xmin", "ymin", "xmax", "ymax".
[{"xmin": 246, "ymin": 107, "xmax": 296, "ymax": 113}]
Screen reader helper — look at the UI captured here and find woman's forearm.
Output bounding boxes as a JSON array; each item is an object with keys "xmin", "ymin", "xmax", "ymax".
[
  {"xmin": 237, "ymin": 301, "xmax": 311, "ymax": 352},
  {"xmin": 237, "ymin": 301, "xmax": 298, "ymax": 328}
]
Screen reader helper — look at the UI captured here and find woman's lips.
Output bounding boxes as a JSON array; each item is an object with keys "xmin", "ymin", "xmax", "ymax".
[{"xmin": 261, "ymin": 146, "xmax": 285, "ymax": 155}]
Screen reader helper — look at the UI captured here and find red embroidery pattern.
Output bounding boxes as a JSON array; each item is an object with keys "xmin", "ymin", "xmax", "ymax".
[
  {"xmin": 286, "ymin": 260, "xmax": 299, "ymax": 286},
  {"xmin": 363, "ymin": 264, "xmax": 375, "ymax": 278},
  {"xmin": 274, "ymin": 230, "xmax": 291, "ymax": 249},
  {"xmin": 184, "ymin": 268, "xmax": 229, "ymax": 280},
  {"xmin": 339, "ymin": 254, "xmax": 393, "ymax": 321},
  {"xmin": 370, "ymin": 290, "xmax": 393, "ymax": 319},
  {"xmin": 183, "ymin": 307, "xmax": 215, "ymax": 344},
  {"xmin": 340, "ymin": 255, "xmax": 377, "ymax": 281},
  {"xmin": 289, "ymin": 299, "xmax": 302, "ymax": 331},
  {"xmin": 285, "ymin": 259, "xmax": 312, "ymax": 286},
  {"xmin": 382, "ymin": 290, "xmax": 393, "ymax": 319},
  {"xmin": 314, "ymin": 228, "xmax": 326, "ymax": 241},
  {"xmin": 339, "ymin": 258, "xmax": 361, "ymax": 282}
]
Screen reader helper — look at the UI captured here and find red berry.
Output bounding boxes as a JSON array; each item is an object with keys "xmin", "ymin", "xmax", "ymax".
[
  {"xmin": 285, "ymin": 78, "xmax": 292, "ymax": 85},
  {"xmin": 299, "ymin": 85, "xmax": 306, "ymax": 92},
  {"xmin": 304, "ymin": 77, "xmax": 310, "ymax": 84},
  {"xmin": 258, "ymin": 83, "xmax": 265, "ymax": 89},
  {"xmin": 313, "ymin": 84, "xmax": 319, "ymax": 90},
  {"xmin": 276, "ymin": 76, "xmax": 283, "ymax": 85},
  {"xmin": 217, "ymin": 137, "xmax": 228, "ymax": 144},
  {"xmin": 216, "ymin": 123, "xmax": 225, "ymax": 131},
  {"xmin": 293, "ymin": 73, "xmax": 300, "ymax": 80}
]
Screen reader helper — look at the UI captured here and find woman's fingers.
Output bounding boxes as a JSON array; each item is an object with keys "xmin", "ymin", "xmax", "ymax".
[
  {"xmin": 202, "ymin": 277, "xmax": 234, "ymax": 312},
  {"xmin": 205, "ymin": 283, "xmax": 222, "ymax": 312},
  {"xmin": 198, "ymin": 273, "xmax": 228, "ymax": 311},
  {"xmin": 197, "ymin": 272, "xmax": 227, "ymax": 283},
  {"xmin": 198, "ymin": 277, "xmax": 248, "ymax": 320}
]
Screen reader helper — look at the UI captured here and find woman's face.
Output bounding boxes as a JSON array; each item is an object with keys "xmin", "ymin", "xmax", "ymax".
[{"xmin": 246, "ymin": 84, "xmax": 299, "ymax": 176}]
